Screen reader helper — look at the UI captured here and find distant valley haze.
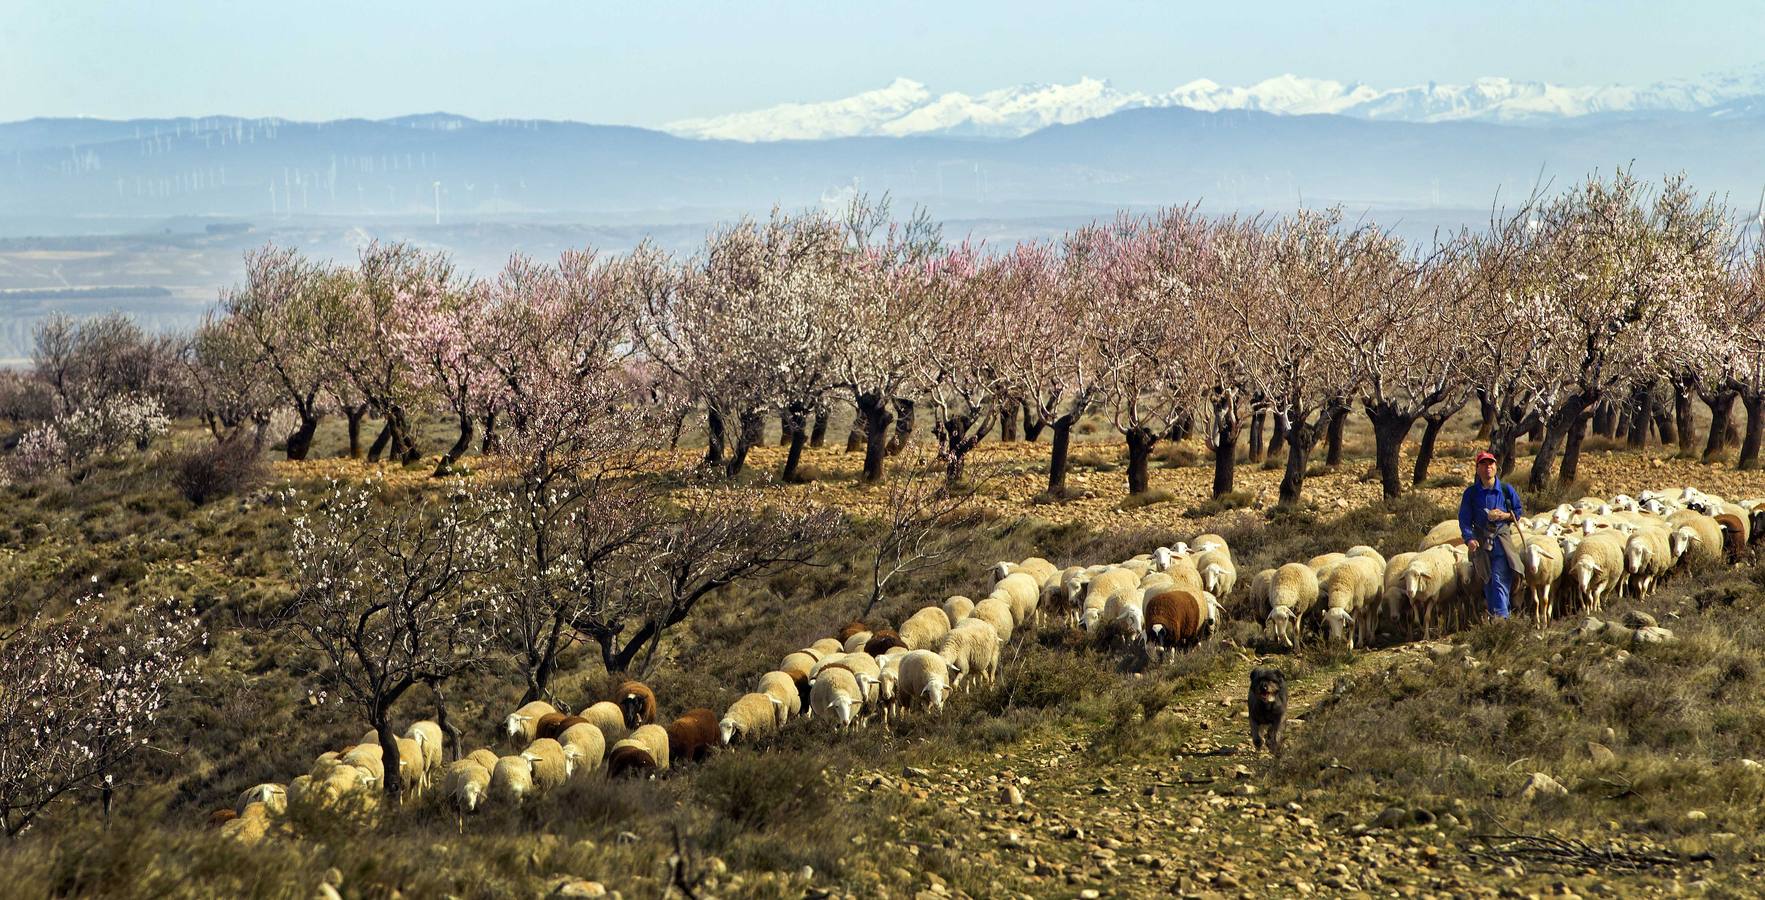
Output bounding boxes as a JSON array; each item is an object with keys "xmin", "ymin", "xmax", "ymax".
[{"xmin": 4, "ymin": 0, "xmax": 1765, "ymax": 360}]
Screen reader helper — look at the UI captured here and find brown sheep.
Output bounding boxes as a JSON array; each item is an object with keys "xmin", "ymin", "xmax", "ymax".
[
  {"xmin": 838, "ymin": 621, "xmax": 870, "ymax": 642},
  {"xmin": 208, "ymin": 807, "xmax": 239, "ymax": 828},
  {"xmin": 531, "ymin": 712, "xmax": 572, "ymax": 741},
  {"xmin": 617, "ymin": 680, "xmax": 657, "ymax": 729},
  {"xmin": 863, "ymin": 630, "xmax": 908, "ymax": 657},
  {"xmin": 664, "ymin": 708, "xmax": 720, "ymax": 765},
  {"xmin": 607, "ymin": 724, "xmax": 671, "ymax": 778},
  {"xmin": 1145, "ymin": 589, "xmax": 1204, "ymax": 663},
  {"xmin": 536, "ymin": 714, "xmax": 590, "ymax": 742}
]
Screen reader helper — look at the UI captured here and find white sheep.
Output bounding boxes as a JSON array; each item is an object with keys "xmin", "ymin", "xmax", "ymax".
[
  {"xmin": 557, "ymin": 723, "xmax": 607, "ymax": 776},
  {"xmin": 896, "ymin": 649, "xmax": 955, "ymax": 716},
  {"xmin": 1099, "ymin": 586, "xmax": 1147, "ymax": 647},
  {"xmin": 989, "ymin": 572, "xmax": 1042, "ymax": 627},
  {"xmin": 1246, "ymin": 568, "xmax": 1275, "ymax": 613},
  {"xmin": 1078, "ymin": 567, "xmax": 1140, "ymax": 633},
  {"xmin": 939, "ymin": 619, "xmax": 1003, "ymax": 689},
  {"xmin": 810, "ymin": 666, "xmax": 865, "ymax": 731},
  {"xmin": 1622, "ymin": 527, "xmax": 1670, "ymax": 599},
  {"xmin": 812, "ymin": 652, "xmax": 882, "ymax": 705},
  {"xmin": 1264, "ymin": 563, "xmax": 1320, "ymax": 649},
  {"xmin": 841, "ymin": 631, "xmax": 874, "ymax": 654},
  {"xmin": 503, "ymin": 700, "xmax": 558, "ymax": 744},
  {"xmin": 521, "ymin": 737, "xmax": 572, "ymax": 794},
  {"xmin": 720, "ymin": 692, "xmax": 782, "ymax": 746},
  {"xmin": 489, "ymin": 756, "xmax": 534, "ymax": 805},
  {"xmin": 235, "ymin": 783, "xmax": 286, "ymax": 817},
  {"xmin": 755, "ymin": 671, "xmax": 800, "ymax": 726},
  {"xmin": 1668, "ymin": 510, "xmax": 1726, "ymax": 566},
  {"xmin": 1320, "ymin": 555, "xmax": 1382, "ymax": 648},
  {"xmin": 578, "ymin": 700, "xmax": 630, "ymax": 746},
  {"xmin": 1380, "ymin": 551, "xmax": 1418, "ymax": 635},
  {"xmin": 1343, "ymin": 545, "xmax": 1386, "ymax": 571},
  {"xmin": 1195, "ymin": 547, "xmax": 1237, "ymax": 599},
  {"xmin": 1419, "ymin": 519, "xmax": 1465, "ymax": 551},
  {"xmin": 942, "ymin": 595, "xmax": 976, "ymax": 625},
  {"xmin": 1568, "ymin": 531, "xmax": 1627, "ymax": 612},
  {"xmin": 1402, "ymin": 546, "xmax": 1459, "ymax": 641},
  {"xmin": 405, "ymin": 720, "xmax": 444, "ymax": 778},
  {"xmin": 1518, "ymin": 535, "xmax": 1565, "ymax": 628},
  {"xmin": 808, "ymin": 637, "xmax": 845, "ymax": 657},
  {"xmin": 899, "ymin": 606, "xmax": 954, "ymax": 650},
  {"xmin": 1189, "ymin": 533, "xmax": 1228, "ymax": 554},
  {"xmin": 441, "ymin": 760, "xmax": 491, "ymax": 818},
  {"xmin": 969, "ymin": 596, "xmax": 1016, "ymax": 643}
]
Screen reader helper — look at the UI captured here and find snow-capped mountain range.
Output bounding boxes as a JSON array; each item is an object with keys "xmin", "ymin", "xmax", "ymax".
[{"xmin": 664, "ymin": 70, "xmax": 1765, "ymax": 141}]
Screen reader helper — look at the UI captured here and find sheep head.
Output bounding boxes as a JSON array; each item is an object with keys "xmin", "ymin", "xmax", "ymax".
[
  {"xmin": 1322, "ymin": 607, "xmax": 1354, "ymax": 644},
  {"xmin": 1670, "ymin": 527, "xmax": 1693, "ymax": 560},
  {"xmin": 502, "ymin": 714, "xmax": 527, "ymax": 739},
  {"xmin": 1266, "ymin": 606, "xmax": 1297, "ymax": 648},
  {"xmin": 1401, "ymin": 565, "xmax": 1431, "ymax": 600},
  {"xmin": 718, "ymin": 718, "xmax": 738, "ymax": 747},
  {"xmin": 992, "ymin": 561, "xmax": 1014, "ymax": 583},
  {"xmin": 922, "ymin": 680, "xmax": 951, "ymax": 714}
]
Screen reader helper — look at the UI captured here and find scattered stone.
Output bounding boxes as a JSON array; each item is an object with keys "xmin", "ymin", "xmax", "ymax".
[
  {"xmin": 1586, "ymin": 742, "xmax": 1617, "ymax": 767},
  {"xmin": 547, "ymin": 882, "xmax": 607, "ymax": 900},
  {"xmin": 615, "ymin": 831, "xmax": 639, "ymax": 845},
  {"xmin": 1742, "ymin": 759, "xmax": 1763, "ymax": 770},
  {"xmin": 1621, "ymin": 610, "xmax": 1657, "ymax": 628},
  {"xmin": 316, "ymin": 886, "xmax": 343, "ymax": 900},
  {"xmin": 1373, "ymin": 806, "xmax": 1411, "ymax": 829},
  {"xmin": 1518, "ymin": 772, "xmax": 1569, "ymax": 801},
  {"xmin": 1685, "ymin": 810, "xmax": 1707, "ymax": 823},
  {"xmin": 1001, "ymin": 785, "xmax": 1024, "ymax": 806},
  {"xmin": 904, "ymin": 766, "xmax": 931, "ymax": 780}
]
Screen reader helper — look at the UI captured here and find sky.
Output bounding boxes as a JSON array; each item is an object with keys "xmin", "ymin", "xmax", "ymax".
[{"xmin": 5, "ymin": 0, "xmax": 1763, "ymax": 125}]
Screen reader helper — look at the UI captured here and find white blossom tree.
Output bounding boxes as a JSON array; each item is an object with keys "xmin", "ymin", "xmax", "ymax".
[
  {"xmin": 282, "ymin": 479, "xmax": 502, "ymax": 803},
  {"xmin": 0, "ymin": 597, "xmax": 201, "ymax": 837}
]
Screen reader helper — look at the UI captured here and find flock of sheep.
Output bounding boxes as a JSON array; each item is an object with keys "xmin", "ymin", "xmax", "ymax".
[
  {"xmin": 211, "ymin": 486, "xmax": 1762, "ymax": 842},
  {"xmin": 1254, "ymin": 487, "xmax": 1759, "ymax": 649}
]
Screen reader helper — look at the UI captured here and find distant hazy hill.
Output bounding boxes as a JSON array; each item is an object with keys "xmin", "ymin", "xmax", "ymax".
[{"xmin": 5, "ymin": 105, "xmax": 1765, "ymax": 229}]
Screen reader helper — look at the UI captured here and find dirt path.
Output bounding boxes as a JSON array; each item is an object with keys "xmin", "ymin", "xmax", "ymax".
[{"xmin": 843, "ymin": 641, "xmax": 1707, "ymax": 899}]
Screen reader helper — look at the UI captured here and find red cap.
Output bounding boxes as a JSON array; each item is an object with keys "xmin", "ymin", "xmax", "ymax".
[{"xmin": 1474, "ymin": 451, "xmax": 1497, "ymax": 465}]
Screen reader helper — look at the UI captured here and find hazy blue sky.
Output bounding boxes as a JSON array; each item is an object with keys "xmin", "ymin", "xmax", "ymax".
[{"xmin": 7, "ymin": 1, "xmax": 1762, "ymax": 124}]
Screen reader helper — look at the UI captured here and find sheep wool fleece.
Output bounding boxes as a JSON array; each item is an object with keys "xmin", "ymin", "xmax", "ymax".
[{"xmin": 1458, "ymin": 478, "xmax": 1523, "ymax": 619}]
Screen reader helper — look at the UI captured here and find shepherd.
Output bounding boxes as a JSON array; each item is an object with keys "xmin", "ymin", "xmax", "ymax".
[{"xmin": 1458, "ymin": 450, "xmax": 1524, "ymax": 619}]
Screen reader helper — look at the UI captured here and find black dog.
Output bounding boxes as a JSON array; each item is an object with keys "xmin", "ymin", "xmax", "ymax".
[{"xmin": 1248, "ymin": 667, "xmax": 1287, "ymax": 756}]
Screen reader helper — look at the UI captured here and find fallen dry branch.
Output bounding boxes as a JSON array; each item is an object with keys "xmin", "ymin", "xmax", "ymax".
[{"xmin": 1469, "ymin": 822, "xmax": 1699, "ymax": 872}]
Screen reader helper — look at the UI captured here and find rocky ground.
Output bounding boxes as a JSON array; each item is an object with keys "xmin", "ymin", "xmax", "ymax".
[{"xmin": 823, "ymin": 642, "xmax": 1751, "ymax": 900}]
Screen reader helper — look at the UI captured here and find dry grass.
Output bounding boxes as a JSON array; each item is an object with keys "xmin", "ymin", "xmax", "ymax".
[{"xmin": 4, "ymin": 414, "xmax": 1764, "ymax": 896}]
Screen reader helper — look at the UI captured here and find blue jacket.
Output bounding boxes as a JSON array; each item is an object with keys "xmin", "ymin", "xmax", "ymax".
[{"xmin": 1459, "ymin": 478, "xmax": 1523, "ymax": 544}]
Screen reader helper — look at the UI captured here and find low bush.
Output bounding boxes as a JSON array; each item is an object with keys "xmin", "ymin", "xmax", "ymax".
[{"xmin": 170, "ymin": 436, "xmax": 267, "ymax": 505}]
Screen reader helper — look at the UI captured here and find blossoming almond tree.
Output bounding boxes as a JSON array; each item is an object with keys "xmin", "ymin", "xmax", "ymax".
[
  {"xmin": 282, "ymin": 479, "xmax": 502, "ymax": 804},
  {"xmin": 0, "ymin": 597, "xmax": 201, "ymax": 838},
  {"xmin": 993, "ymin": 240, "xmax": 1105, "ymax": 496},
  {"xmin": 1228, "ymin": 208, "xmax": 1369, "ymax": 505},
  {"xmin": 219, "ymin": 245, "xmax": 339, "ymax": 460}
]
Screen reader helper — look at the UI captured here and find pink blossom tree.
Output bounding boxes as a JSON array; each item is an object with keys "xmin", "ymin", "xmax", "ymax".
[
  {"xmin": 219, "ymin": 246, "xmax": 340, "ymax": 460},
  {"xmin": 915, "ymin": 243, "xmax": 1007, "ymax": 485},
  {"xmin": 388, "ymin": 277, "xmax": 499, "ymax": 476},
  {"xmin": 1227, "ymin": 208, "xmax": 1370, "ymax": 505},
  {"xmin": 993, "ymin": 240, "xmax": 1105, "ymax": 496},
  {"xmin": 831, "ymin": 194, "xmax": 943, "ymax": 483}
]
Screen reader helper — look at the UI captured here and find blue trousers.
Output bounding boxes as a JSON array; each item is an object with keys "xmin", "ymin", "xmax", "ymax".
[{"xmin": 1485, "ymin": 544, "xmax": 1511, "ymax": 618}]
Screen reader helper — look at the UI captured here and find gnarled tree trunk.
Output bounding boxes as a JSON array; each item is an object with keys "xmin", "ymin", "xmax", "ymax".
[
  {"xmin": 1365, "ymin": 403, "xmax": 1415, "ymax": 500},
  {"xmin": 1046, "ymin": 415, "xmax": 1076, "ymax": 495},
  {"xmin": 1124, "ymin": 426, "xmax": 1157, "ymax": 496}
]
